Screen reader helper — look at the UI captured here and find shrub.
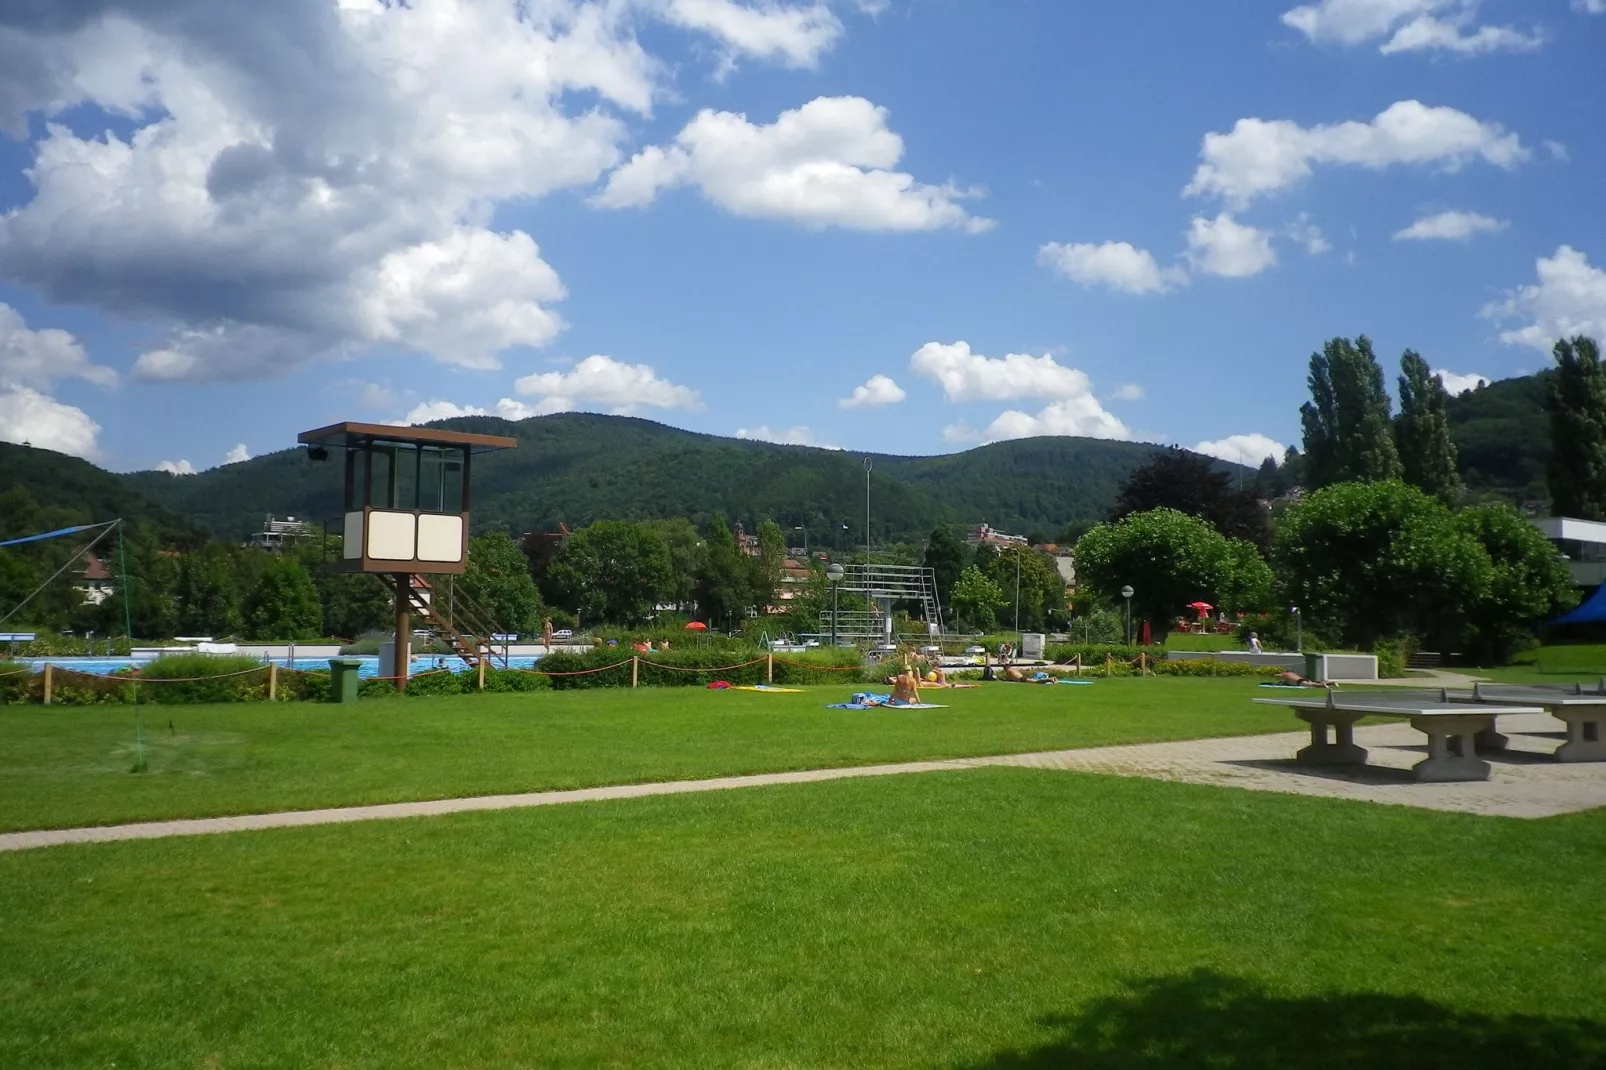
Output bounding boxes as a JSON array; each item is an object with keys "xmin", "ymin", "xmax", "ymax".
[
  {"xmin": 136, "ymin": 653, "xmax": 272, "ymax": 704},
  {"xmin": 538, "ymin": 646, "xmax": 868, "ymax": 688},
  {"xmin": 1044, "ymin": 643, "xmax": 1146, "ymax": 665}
]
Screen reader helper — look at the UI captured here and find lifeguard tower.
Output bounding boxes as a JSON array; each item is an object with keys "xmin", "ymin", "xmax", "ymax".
[{"xmin": 297, "ymin": 421, "xmax": 517, "ymax": 690}]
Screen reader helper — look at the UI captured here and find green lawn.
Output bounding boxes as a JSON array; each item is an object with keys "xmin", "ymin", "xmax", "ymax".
[
  {"xmin": 1162, "ymin": 632, "xmax": 1243, "ymax": 651},
  {"xmin": 2, "ymin": 769, "xmax": 1602, "ymax": 1068},
  {"xmin": 0, "ymin": 680, "xmax": 1296, "ymax": 833}
]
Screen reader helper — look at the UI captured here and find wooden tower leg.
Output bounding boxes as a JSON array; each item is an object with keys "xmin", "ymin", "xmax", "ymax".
[{"xmin": 395, "ymin": 572, "xmax": 411, "ymax": 694}]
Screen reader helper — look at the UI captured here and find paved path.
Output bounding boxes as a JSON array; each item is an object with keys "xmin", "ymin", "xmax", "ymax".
[{"xmin": 3, "ymin": 714, "xmax": 1603, "ymax": 852}]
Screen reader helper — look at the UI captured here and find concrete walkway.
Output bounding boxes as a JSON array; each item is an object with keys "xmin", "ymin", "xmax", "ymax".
[{"xmin": 4, "ymin": 714, "xmax": 1603, "ymax": 853}]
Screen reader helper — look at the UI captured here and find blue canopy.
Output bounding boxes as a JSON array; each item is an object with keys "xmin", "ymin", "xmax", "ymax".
[
  {"xmin": 0, "ymin": 523, "xmax": 102, "ymax": 549},
  {"xmin": 1552, "ymin": 583, "xmax": 1606, "ymax": 625}
]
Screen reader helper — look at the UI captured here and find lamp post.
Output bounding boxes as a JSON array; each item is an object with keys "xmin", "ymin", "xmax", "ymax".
[
  {"xmin": 863, "ymin": 457, "xmax": 873, "ymax": 555},
  {"xmin": 827, "ymin": 562, "xmax": 844, "ymax": 648},
  {"xmin": 1291, "ymin": 606, "xmax": 1302, "ymax": 653},
  {"xmin": 1014, "ymin": 550, "xmax": 1022, "ymax": 633},
  {"xmin": 1121, "ymin": 585, "xmax": 1134, "ymax": 645}
]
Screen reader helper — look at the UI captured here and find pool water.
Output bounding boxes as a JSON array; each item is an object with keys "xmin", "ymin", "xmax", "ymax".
[{"xmin": 12, "ymin": 656, "xmax": 544, "ymax": 679}]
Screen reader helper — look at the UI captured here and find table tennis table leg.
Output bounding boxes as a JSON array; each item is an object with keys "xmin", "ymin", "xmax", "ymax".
[
  {"xmin": 1295, "ymin": 712, "xmax": 1367, "ymax": 766},
  {"xmin": 1554, "ymin": 708, "xmax": 1606, "ymax": 762},
  {"xmin": 1410, "ymin": 715, "xmax": 1492, "ymax": 782}
]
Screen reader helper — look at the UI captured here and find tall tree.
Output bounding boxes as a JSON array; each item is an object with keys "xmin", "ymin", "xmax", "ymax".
[
  {"xmin": 459, "ymin": 531, "xmax": 545, "ymax": 636},
  {"xmin": 175, "ymin": 542, "xmax": 242, "ymax": 636},
  {"xmin": 242, "ymin": 558, "xmax": 323, "ymax": 641},
  {"xmin": 1394, "ymin": 350, "xmax": 1461, "ymax": 503},
  {"xmin": 1545, "ymin": 335, "xmax": 1606, "ymax": 519},
  {"xmin": 748, "ymin": 520, "xmax": 788, "ymax": 614},
  {"xmin": 544, "ymin": 521, "xmax": 672, "ymax": 626},
  {"xmin": 1274, "ymin": 481, "xmax": 1491, "ymax": 650},
  {"xmin": 1072, "ymin": 508, "xmax": 1244, "ymax": 641},
  {"xmin": 694, "ymin": 514, "xmax": 750, "ymax": 631},
  {"xmin": 949, "ymin": 565, "xmax": 1006, "ymax": 632},
  {"xmin": 981, "ymin": 545, "xmax": 1068, "ymax": 631},
  {"xmin": 1301, "ymin": 336, "xmax": 1402, "ymax": 490},
  {"xmin": 1110, "ymin": 447, "xmax": 1271, "ymax": 550},
  {"xmin": 1455, "ymin": 504, "xmax": 1576, "ymax": 664},
  {"xmin": 921, "ymin": 524, "xmax": 970, "ymax": 623},
  {"xmin": 646, "ymin": 518, "xmax": 704, "ymax": 612}
]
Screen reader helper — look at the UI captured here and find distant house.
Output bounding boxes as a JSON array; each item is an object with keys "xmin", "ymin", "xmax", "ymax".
[
  {"xmin": 75, "ymin": 554, "xmax": 115, "ymax": 605},
  {"xmin": 247, "ymin": 515, "xmax": 314, "ymax": 551},
  {"xmin": 965, "ymin": 523, "xmax": 1029, "ymax": 549},
  {"xmin": 733, "ymin": 521, "xmax": 761, "ymax": 558}
]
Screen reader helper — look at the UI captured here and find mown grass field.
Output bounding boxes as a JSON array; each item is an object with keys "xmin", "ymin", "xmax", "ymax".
[
  {"xmin": 0, "ymin": 679, "xmax": 1300, "ymax": 833},
  {"xmin": 2, "ymin": 768, "xmax": 1603, "ymax": 1068}
]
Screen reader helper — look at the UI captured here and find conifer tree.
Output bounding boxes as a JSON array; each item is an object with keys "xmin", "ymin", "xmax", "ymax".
[
  {"xmin": 1394, "ymin": 350, "xmax": 1461, "ymax": 504},
  {"xmin": 1546, "ymin": 335, "xmax": 1606, "ymax": 519},
  {"xmin": 1300, "ymin": 336, "xmax": 1402, "ymax": 490}
]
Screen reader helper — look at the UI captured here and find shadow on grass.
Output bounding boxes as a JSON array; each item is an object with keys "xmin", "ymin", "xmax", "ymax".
[{"xmin": 966, "ymin": 971, "xmax": 1606, "ymax": 1069}]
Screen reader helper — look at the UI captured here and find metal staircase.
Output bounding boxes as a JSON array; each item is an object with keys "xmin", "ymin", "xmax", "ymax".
[{"xmin": 377, "ymin": 574, "xmax": 509, "ymax": 668}]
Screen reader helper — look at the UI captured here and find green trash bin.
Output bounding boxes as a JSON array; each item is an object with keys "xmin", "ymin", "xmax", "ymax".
[{"xmin": 328, "ymin": 658, "xmax": 364, "ymax": 703}]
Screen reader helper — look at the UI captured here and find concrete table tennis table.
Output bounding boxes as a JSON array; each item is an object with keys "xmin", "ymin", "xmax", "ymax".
[
  {"xmin": 1444, "ymin": 682, "xmax": 1606, "ymax": 763},
  {"xmin": 1253, "ymin": 690, "xmax": 1545, "ymax": 782}
]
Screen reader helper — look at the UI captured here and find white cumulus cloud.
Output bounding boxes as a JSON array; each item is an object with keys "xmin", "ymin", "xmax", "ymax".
[
  {"xmin": 1193, "ymin": 433, "xmax": 1286, "ymax": 467},
  {"xmin": 155, "ymin": 458, "xmax": 198, "ymax": 476},
  {"xmin": 0, "ymin": 303, "xmax": 113, "ymax": 459},
  {"xmin": 1284, "ymin": 213, "xmax": 1331, "ymax": 255},
  {"xmin": 734, "ymin": 425, "xmax": 841, "ymax": 448},
  {"xmin": 1186, "ymin": 214, "xmax": 1278, "ymax": 278},
  {"xmin": 659, "ymin": 0, "xmax": 842, "ymax": 70},
  {"xmin": 593, "ymin": 96, "xmax": 992, "ymax": 232},
  {"xmin": 0, "ymin": 386, "xmax": 103, "ymax": 459},
  {"xmin": 1281, "ymin": 1, "xmax": 1544, "ymax": 55},
  {"xmin": 512, "ymin": 354, "xmax": 700, "ymax": 416},
  {"xmin": 1483, "ymin": 245, "xmax": 1606, "ymax": 351},
  {"xmin": 223, "ymin": 443, "xmax": 251, "ymax": 464},
  {"xmin": 1185, "ymin": 100, "xmax": 1529, "ymax": 207},
  {"xmin": 0, "ymin": 2, "xmax": 907, "ymax": 385},
  {"xmin": 1436, "ymin": 369, "xmax": 1490, "ymax": 395},
  {"xmin": 1111, "ymin": 383, "xmax": 1144, "ymax": 401},
  {"xmin": 1393, "ymin": 210, "xmax": 1508, "ymax": 241},
  {"xmin": 839, "ymin": 374, "xmax": 906, "ymax": 409},
  {"xmin": 912, "ymin": 341, "xmax": 1129, "ymax": 444},
  {"xmin": 1037, "ymin": 241, "xmax": 1186, "ymax": 295}
]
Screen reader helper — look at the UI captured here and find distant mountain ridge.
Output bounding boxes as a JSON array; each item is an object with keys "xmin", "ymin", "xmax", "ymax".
[{"xmin": 106, "ymin": 412, "xmax": 1217, "ymax": 545}]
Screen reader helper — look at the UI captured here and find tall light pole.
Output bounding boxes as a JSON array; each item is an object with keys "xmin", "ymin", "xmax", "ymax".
[
  {"xmin": 1014, "ymin": 549, "xmax": 1022, "ymax": 632},
  {"xmin": 863, "ymin": 457, "xmax": 873, "ymax": 555},
  {"xmin": 1291, "ymin": 606, "xmax": 1302, "ymax": 653},
  {"xmin": 1121, "ymin": 585, "xmax": 1134, "ymax": 645},
  {"xmin": 827, "ymin": 563, "xmax": 844, "ymax": 647}
]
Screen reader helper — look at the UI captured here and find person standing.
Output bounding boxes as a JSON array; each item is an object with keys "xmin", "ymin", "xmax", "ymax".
[
  {"xmin": 542, "ymin": 617, "xmax": 554, "ymax": 650},
  {"xmin": 1248, "ymin": 631, "xmax": 1263, "ymax": 655}
]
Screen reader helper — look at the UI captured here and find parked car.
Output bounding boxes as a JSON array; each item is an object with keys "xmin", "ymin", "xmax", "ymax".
[{"xmin": 551, "ymin": 629, "xmax": 574, "ymax": 641}]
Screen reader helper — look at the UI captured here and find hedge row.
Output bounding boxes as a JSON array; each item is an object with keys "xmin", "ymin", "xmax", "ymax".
[
  {"xmin": 0, "ymin": 664, "xmax": 549, "ymax": 705},
  {"xmin": 536, "ymin": 648, "xmax": 869, "ymax": 689}
]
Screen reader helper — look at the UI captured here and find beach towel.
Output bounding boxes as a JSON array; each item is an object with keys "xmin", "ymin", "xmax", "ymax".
[{"xmin": 734, "ymin": 685, "xmax": 804, "ymax": 693}]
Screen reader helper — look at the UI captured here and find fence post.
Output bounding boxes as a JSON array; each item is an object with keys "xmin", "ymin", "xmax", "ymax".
[
  {"xmin": 478, "ymin": 656, "xmax": 487, "ymax": 691},
  {"xmin": 631, "ymin": 656, "xmax": 639, "ymax": 688},
  {"xmin": 43, "ymin": 663, "xmax": 52, "ymax": 705},
  {"xmin": 767, "ymin": 652, "xmax": 773, "ymax": 684},
  {"xmin": 268, "ymin": 662, "xmax": 278, "ymax": 701},
  {"xmin": 1105, "ymin": 654, "xmax": 1111, "ymax": 678}
]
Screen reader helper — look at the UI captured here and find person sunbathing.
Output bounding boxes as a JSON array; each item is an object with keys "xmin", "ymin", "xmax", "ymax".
[
  {"xmin": 1276, "ymin": 670, "xmax": 1335, "ymax": 689},
  {"xmin": 890, "ymin": 665, "xmax": 922, "ymax": 706}
]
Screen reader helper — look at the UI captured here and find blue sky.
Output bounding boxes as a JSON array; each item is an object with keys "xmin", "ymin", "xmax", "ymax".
[{"xmin": 0, "ymin": 0, "xmax": 1603, "ymax": 473}]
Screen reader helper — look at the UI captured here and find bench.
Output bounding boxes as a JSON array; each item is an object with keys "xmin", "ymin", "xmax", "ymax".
[{"xmin": 1252, "ymin": 690, "xmax": 1545, "ymax": 782}]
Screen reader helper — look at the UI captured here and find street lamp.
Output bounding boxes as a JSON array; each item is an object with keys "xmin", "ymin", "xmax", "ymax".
[
  {"xmin": 1014, "ymin": 550, "xmax": 1022, "ymax": 633},
  {"xmin": 863, "ymin": 457, "xmax": 873, "ymax": 554},
  {"xmin": 827, "ymin": 562, "xmax": 845, "ymax": 648},
  {"xmin": 1120, "ymin": 585, "xmax": 1134, "ymax": 645},
  {"xmin": 1291, "ymin": 606, "xmax": 1302, "ymax": 653}
]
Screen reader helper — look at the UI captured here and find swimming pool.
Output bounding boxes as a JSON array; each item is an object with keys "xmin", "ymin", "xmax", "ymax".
[{"xmin": 11, "ymin": 655, "xmax": 545, "ymax": 679}]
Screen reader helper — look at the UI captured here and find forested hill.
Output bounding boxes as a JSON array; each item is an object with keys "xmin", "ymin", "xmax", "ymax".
[
  {"xmin": 0, "ymin": 442, "xmax": 203, "ymax": 542},
  {"xmin": 104, "ymin": 413, "xmax": 1198, "ymax": 545},
  {"xmin": 1445, "ymin": 371, "xmax": 1548, "ymax": 505}
]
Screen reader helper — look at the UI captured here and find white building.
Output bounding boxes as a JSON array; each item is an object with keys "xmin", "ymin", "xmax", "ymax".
[{"xmin": 1532, "ymin": 516, "xmax": 1606, "ymax": 587}]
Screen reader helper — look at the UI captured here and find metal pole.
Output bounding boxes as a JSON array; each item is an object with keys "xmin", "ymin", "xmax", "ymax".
[
  {"xmin": 1014, "ymin": 551, "xmax": 1021, "ymax": 632},
  {"xmin": 831, "ymin": 583, "xmax": 839, "ymax": 648},
  {"xmin": 863, "ymin": 457, "xmax": 873, "ymax": 554},
  {"xmin": 1124, "ymin": 597, "xmax": 1131, "ymax": 645}
]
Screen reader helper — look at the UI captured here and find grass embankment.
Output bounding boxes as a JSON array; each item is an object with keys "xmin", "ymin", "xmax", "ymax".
[
  {"xmin": 2, "ymin": 769, "xmax": 1602, "ymax": 1068},
  {"xmin": 0, "ymin": 679, "xmax": 1296, "ymax": 832}
]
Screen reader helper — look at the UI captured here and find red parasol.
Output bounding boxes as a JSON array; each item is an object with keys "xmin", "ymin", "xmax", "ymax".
[
  {"xmin": 1187, "ymin": 601, "xmax": 1213, "ymax": 617},
  {"xmin": 684, "ymin": 621, "xmax": 708, "ymax": 631}
]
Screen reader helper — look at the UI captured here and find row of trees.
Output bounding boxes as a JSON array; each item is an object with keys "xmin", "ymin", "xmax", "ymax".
[{"xmin": 1066, "ymin": 334, "xmax": 1597, "ymax": 662}]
